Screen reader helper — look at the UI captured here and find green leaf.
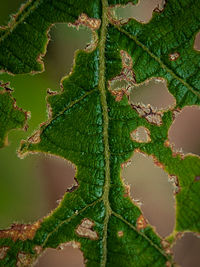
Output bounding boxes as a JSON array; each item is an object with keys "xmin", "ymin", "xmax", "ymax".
[
  {"xmin": 0, "ymin": 0, "xmax": 101, "ymax": 73},
  {"xmin": 0, "ymin": 0, "xmax": 200, "ymax": 266},
  {"xmin": 0, "ymin": 83, "xmax": 27, "ymax": 148},
  {"xmin": 107, "ymin": 0, "xmax": 200, "ymax": 108}
]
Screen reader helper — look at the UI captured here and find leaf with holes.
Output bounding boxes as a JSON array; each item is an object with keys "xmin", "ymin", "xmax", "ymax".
[{"xmin": 0, "ymin": 0, "xmax": 200, "ymax": 266}]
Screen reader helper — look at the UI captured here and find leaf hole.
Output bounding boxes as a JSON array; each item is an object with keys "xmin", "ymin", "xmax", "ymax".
[
  {"xmin": 75, "ymin": 218, "xmax": 99, "ymax": 240},
  {"xmin": 44, "ymin": 23, "xmax": 92, "ymax": 90},
  {"xmin": 117, "ymin": 230, "xmax": 124, "ymax": 237},
  {"xmin": 131, "ymin": 126, "xmax": 151, "ymax": 143},
  {"xmin": 0, "ymin": 152, "xmax": 75, "ymax": 229},
  {"xmin": 130, "ymin": 78, "xmax": 176, "ymax": 111},
  {"xmin": 35, "ymin": 245, "xmax": 84, "ymax": 267},
  {"xmin": 173, "ymin": 233, "xmax": 200, "ymax": 267},
  {"xmin": 194, "ymin": 31, "xmax": 200, "ymax": 51},
  {"xmin": 0, "ymin": 246, "xmax": 9, "ymax": 260},
  {"xmin": 168, "ymin": 106, "xmax": 200, "ymax": 155},
  {"xmin": 168, "ymin": 52, "xmax": 180, "ymax": 61},
  {"xmin": 38, "ymin": 155, "xmax": 76, "ymax": 211},
  {"xmin": 112, "ymin": 0, "xmax": 166, "ymax": 24},
  {"xmin": 122, "ymin": 152, "xmax": 175, "ymax": 237}
]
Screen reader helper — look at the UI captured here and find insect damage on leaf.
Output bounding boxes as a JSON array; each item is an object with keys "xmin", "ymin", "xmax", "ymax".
[
  {"xmin": 27, "ymin": 130, "xmax": 41, "ymax": 144},
  {"xmin": 0, "ymin": 222, "xmax": 40, "ymax": 241},
  {"xmin": 17, "ymin": 252, "xmax": 35, "ymax": 267},
  {"xmin": 169, "ymin": 52, "xmax": 180, "ymax": 62},
  {"xmin": 131, "ymin": 103, "xmax": 163, "ymax": 125},
  {"xmin": 0, "ymin": 247, "xmax": 9, "ymax": 260},
  {"xmin": 117, "ymin": 230, "xmax": 124, "ymax": 237},
  {"xmin": 69, "ymin": 13, "xmax": 101, "ymax": 31},
  {"xmin": 168, "ymin": 175, "xmax": 181, "ymax": 195},
  {"xmin": 109, "ymin": 50, "xmax": 136, "ymax": 101},
  {"xmin": 136, "ymin": 214, "xmax": 147, "ymax": 231},
  {"xmin": 131, "ymin": 126, "xmax": 151, "ymax": 143},
  {"xmin": 0, "ymin": 0, "xmax": 200, "ymax": 266},
  {"xmin": 75, "ymin": 219, "xmax": 98, "ymax": 240}
]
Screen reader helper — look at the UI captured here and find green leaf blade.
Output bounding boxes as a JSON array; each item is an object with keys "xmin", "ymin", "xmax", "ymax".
[
  {"xmin": 1, "ymin": 0, "xmax": 200, "ymax": 266},
  {"xmin": 0, "ymin": 88, "xmax": 27, "ymax": 148},
  {"xmin": 0, "ymin": 0, "xmax": 101, "ymax": 74},
  {"xmin": 108, "ymin": 0, "xmax": 200, "ymax": 107}
]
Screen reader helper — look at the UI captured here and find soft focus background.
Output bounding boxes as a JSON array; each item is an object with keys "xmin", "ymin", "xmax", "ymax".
[{"xmin": 0, "ymin": 0, "xmax": 200, "ymax": 266}]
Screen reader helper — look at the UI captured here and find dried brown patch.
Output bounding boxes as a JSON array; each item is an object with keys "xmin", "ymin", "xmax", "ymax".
[
  {"xmin": 169, "ymin": 52, "xmax": 180, "ymax": 61},
  {"xmin": 161, "ymin": 240, "xmax": 170, "ymax": 249},
  {"xmin": 109, "ymin": 50, "xmax": 136, "ymax": 102},
  {"xmin": 137, "ymin": 215, "xmax": 147, "ymax": 230},
  {"xmin": 132, "ymin": 104, "xmax": 163, "ymax": 126},
  {"xmin": 17, "ymin": 252, "xmax": 34, "ymax": 267},
  {"xmin": 75, "ymin": 218, "xmax": 98, "ymax": 240},
  {"xmin": 153, "ymin": 158, "xmax": 165, "ymax": 169},
  {"xmin": 0, "ymin": 221, "xmax": 40, "ymax": 242},
  {"xmin": 121, "ymin": 160, "xmax": 131, "ymax": 169},
  {"xmin": 117, "ymin": 231, "xmax": 124, "ymax": 237},
  {"xmin": 131, "ymin": 126, "xmax": 151, "ymax": 143},
  {"xmin": 166, "ymin": 261, "xmax": 171, "ymax": 267},
  {"xmin": 172, "ymin": 108, "xmax": 181, "ymax": 120},
  {"xmin": 0, "ymin": 81, "xmax": 13, "ymax": 92},
  {"xmin": 153, "ymin": 0, "xmax": 166, "ymax": 13},
  {"xmin": 34, "ymin": 246, "xmax": 43, "ymax": 255},
  {"xmin": 58, "ymin": 241, "xmax": 81, "ymax": 250},
  {"xmin": 66, "ymin": 177, "xmax": 79, "ymax": 193},
  {"xmin": 164, "ymin": 140, "xmax": 170, "ymax": 147},
  {"xmin": 161, "ymin": 240, "xmax": 172, "ymax": 255},
  {"xmin": 0, "ymin": 246, "xmax": 9, "ymax": 260},
  {"xmin": 47, "ymin": 88, "xmax": 58, "ymax": 96},
  {"xmin": 28, "ymin": 130, "xmax": 41, "ymax": 144},
  {"xmin": 107, "ymin": 7, "xmax": 128, "ymax": 26},
  {"xmin": 168, "ymin": 175, "xmax": 180, "ymax": 194},
  {"xmin": 169, "ymin": 143, "xmax": 185, "ymax": 159},
  {"xmin": 123, "ymin": 184, "xmax": 130, "ymax": 197},
  {"xmin": 175, "ymin": 232, "xmax": 184, "ymax": 240},
  {"xmin": 69, "ymin": 13, "xmax": 101, "ymax": 31},
  {"xmin": 120, "ymin": 50, "xmax": 133, "ymax": 69}
]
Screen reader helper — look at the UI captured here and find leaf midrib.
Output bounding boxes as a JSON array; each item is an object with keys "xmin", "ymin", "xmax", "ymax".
[{"xmin": 98, "ymin": 0, "xmax": 111, "ymax": 266}]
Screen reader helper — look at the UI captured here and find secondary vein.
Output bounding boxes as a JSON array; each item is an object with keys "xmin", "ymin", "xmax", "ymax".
[{"xmin": 113, "ymin": 24, "xmax": 200, "ymax": 100}]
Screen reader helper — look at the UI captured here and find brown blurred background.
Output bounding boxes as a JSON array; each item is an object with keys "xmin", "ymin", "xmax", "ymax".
[{"xmin": 0, "ymin": 0, "xmax": 200, "ymax": 266}]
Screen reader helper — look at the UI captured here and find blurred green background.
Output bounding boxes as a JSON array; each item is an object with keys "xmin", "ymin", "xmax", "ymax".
[{"xmin": 0, "ymin": 0, "xmax": 200, "ymax": 266}]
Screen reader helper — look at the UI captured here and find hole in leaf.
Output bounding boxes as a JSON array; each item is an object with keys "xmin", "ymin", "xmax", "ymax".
[
  {"xmin": 35, "ymin": 245, "xmax": 84, "ymax": 267},
  {"xmin": 169, "ymin": 106, "xmax": 200, "ymax": 155},
  {"xmin": 45, "ymin": 24, "xmax": 92, "ymax": 90},
  {"xmin": 122, "ymin": 152, "xmax": 175, "ymax": 237},
  {"xmin": 130, "ymin": 78, "xmax": 176, "ymax": 110},
  {"xmin": 168, "ymin": 52, "xmax": 180, "ymax": 61},
  {"xmin": 173, "ymin": 233, "xmax": 200, "ymax": 267},
  {"xmin": 0, "ymin": 148, "xmax": 46, "ymax": 229},
  {"xmin": 38, "ymin": 155, "xmax": 76, "ymax": 211},
  {"xmin": 0, "ymin": 19, "xmax": 89, "ymax": 228},
  {"xmin": 131, "ymin": 126, "xmax": 151, "ymax": 143},
  {"xmin": 194, "ymin": 31, "xmax": 200, "ymax": 51},
  {"xmin": 113, "ymin": 0, "xmax": 166, "ymax": 24}
]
